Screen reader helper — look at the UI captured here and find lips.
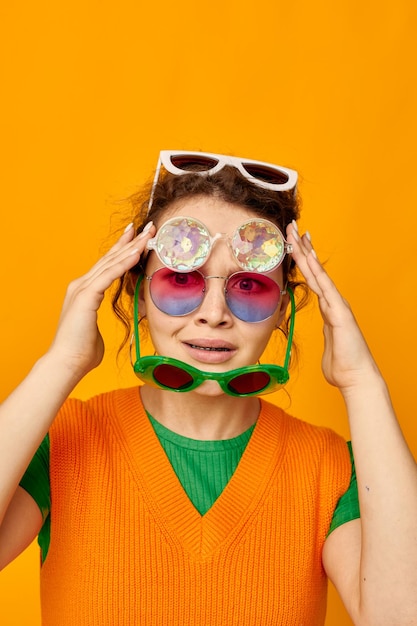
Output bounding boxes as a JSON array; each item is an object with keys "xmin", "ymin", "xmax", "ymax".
[
  {"xmin": 182, "ymin": 338, "xmax": 237, "ymax": 363},
  {"xmin": 189, "ymin": 345, "xmax": 230, "ymax": 351},
  {"xmin": 184, "ymin": 339, "xmax": 236, "ymax": 351}
]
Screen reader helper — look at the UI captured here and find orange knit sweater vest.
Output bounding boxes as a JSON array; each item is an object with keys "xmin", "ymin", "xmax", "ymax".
[{"xmin": 40, "ymin": 387, "xmax": 351, "ymax": 626}]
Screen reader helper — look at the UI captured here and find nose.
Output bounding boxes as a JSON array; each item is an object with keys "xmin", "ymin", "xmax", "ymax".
[{"xmin": 193, "ymin": 276, "xmax": 233, "ymax": 327}]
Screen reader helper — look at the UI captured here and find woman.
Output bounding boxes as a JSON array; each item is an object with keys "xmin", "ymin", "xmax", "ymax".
[{"xmin": 0, "ymin": 151, "xmax": 416, "ymax": 625}]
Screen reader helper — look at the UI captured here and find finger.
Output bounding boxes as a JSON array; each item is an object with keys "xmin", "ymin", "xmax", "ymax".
[
  {"xmin": 81, "ymin": 222, "xmax": 155, "ymax": 286},
  {"xmin": 286, "ymin": 222, "xmax": 322, "ymax": 294},
  {"xmin": 305, "ymin": 249, "xmax": 347, "ymax": 312},
  {"xmin": 287, "ymin": 221, "xmax": 310, "ymax": 256},
  {"xmin": 94, "ymin": 221, "xmax": 155, "ymax": 269},
  {"xmin": 287, "ymin": 223, "xmax": 346, "ymax": 312},
  {"xmin": 66, "ymin": 223, "xmax": 155, "ymax": 305},
  {"xmin": 299, "ymin": 236, "xmax": 353, "ymax": 323}
]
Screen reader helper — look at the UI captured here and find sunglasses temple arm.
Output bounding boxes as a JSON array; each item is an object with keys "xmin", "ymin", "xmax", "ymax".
[
  {"xmin": 283, "ymin": 287, "xmax": 295, "ymax": 371},
  {"xmin": 147, "ymin": 154, "xmax": 162, "ymax": 215},
  {"xmin": 133, "ymin": 276, "xmax": 143, "ymax": 361}
]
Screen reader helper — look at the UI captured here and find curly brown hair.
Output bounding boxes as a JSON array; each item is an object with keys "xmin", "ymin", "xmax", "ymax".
[{"xmin": 111, "ymin": 164, "xmax": 310, "ymax": 354}]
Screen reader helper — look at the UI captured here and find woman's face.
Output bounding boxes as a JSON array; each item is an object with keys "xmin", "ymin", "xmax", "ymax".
[{"xmin": 139, "ymin": 196, "xmax": 289, "ymax": 395}]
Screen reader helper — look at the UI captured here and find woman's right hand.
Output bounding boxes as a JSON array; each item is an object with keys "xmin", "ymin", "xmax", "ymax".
[
  {"xmin": 48, "ymin": 221, "xmax": 155, "ymax": 380},
  {"xmin": 0, "ymin": 221, "xmax": 155, "ymax": 566}
]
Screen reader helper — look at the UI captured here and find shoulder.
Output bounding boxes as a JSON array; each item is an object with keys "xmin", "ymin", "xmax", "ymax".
[
  {"xmin": 53, "ymin": 386, "xmax": 141, "ymax": 422},
  {"xmin": 259, "ymin": 398, "xmax": 348, "ymax": 452},
  {"xmin": 48, "ymin": 387, "xmax": 145, "ymax": 480},
  {"xmin": 258, "ymin": 400, "xmax": 352, "ymax": 538},
  {"xmin": 259, "ymin": 399, "xmax": 351, "ymax": 491},
  {"xmin": 50, "ymin": 386, "xmax": 143, "ymax": 446}
]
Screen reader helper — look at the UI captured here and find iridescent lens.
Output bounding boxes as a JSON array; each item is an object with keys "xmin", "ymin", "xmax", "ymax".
[
  {"xmin": 225, "ymin": 272, "xmax": 281, "ymax": 322},
  {"xmin": 231, "ymin": 219, "xmax": 285, "ymax": 273},
  {"xmin": 153, "ymin": 217, "xmax": 211, "ymax": 271},
  {"xmin": 149, "ymin": 268, "xmax": 205, "ymax": 316}
]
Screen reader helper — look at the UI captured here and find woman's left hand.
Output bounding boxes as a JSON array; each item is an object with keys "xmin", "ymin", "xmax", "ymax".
[{"xmin": 286, "ymin": 221, "xmax": 380, "ymax": 392}]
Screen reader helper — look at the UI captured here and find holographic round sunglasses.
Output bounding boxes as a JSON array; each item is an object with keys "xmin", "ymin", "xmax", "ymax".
[{"xmin": 146, "ymin": 216, "xmax": 293, "ymax": 274}]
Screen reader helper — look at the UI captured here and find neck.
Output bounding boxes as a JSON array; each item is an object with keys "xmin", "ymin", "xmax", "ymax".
[{"xmin": 139, "ymin": 384, "xmax": 260, "ymax": 440}]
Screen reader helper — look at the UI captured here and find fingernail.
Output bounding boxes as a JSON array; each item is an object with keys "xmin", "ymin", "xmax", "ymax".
[
  {"xmin": 311, "ymin": 248, "xmax": 318, "ymax": 259},
  {"xmin": 305, "ymin": 230, "xmax": 312, "ymax": 242},
  {"xmin": 137, "ymin": 221, "xmax": 154, "ymax": 239},
  {"xmin": 124, "ymin": 222, "xmax": 134, "ymax": 233},
  {"xmin": 291, "ymin": 219, "xmax": 299, "ymax": 233}
]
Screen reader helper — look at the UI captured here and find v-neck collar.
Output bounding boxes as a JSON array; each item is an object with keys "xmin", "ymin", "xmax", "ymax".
[{"xmin": 112, "ymin": 387, "xmax": 289, "ymax": 559}]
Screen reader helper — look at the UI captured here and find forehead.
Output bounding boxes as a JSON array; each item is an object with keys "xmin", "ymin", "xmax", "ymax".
[{"xmin": 156, "ymin": 195, "xmax": 264, "ymax": 234}]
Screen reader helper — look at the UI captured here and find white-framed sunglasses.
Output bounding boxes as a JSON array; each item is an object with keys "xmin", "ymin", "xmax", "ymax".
[{"xmin": 147, "ymin": 150, "xmax": 298, "ymax": 213}]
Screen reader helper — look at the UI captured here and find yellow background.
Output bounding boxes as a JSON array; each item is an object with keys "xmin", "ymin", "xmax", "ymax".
[{"xmin": 1, "ymin": 1, "xmax": 416, "ymax": 624}]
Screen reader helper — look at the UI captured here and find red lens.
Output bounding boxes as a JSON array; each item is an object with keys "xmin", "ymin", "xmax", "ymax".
[
  {"xmin": 170, "ymin": 155, "xmax": 219, "ymax": 172},
  {"xmin": 241, "ymin": 163, "xmax": 289, "ymax": 185},
  {"xmin": 227, "ymin": 371, "xmax": 271, "ymax": 395},
  {"xmin": 153, "ymin": 363, "xmax": 194, "ymax": 390}
]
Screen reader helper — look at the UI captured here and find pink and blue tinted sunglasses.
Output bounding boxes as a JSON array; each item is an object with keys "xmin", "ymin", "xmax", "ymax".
[
  {"xmin": 145, "ymin": 215, "xmax": 292, "ymax": 323},
  {"xmin": 147, "ymin": 150, "xmax": 298, "ymax": 213}
]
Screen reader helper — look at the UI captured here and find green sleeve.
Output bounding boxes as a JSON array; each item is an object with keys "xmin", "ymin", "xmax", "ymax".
[
  {"xmin": 328, "ymin": 441, "xmax": 360, "ymax": 535},
  {"xmin": 19, "ymin": 434, "xmax": 50, "ymax": 521}
]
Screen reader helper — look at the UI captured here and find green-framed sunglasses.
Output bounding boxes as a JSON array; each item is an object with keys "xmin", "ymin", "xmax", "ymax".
[{"xmin": 131, "ymin": 277, "xmax": 295, "ymax": 397}]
